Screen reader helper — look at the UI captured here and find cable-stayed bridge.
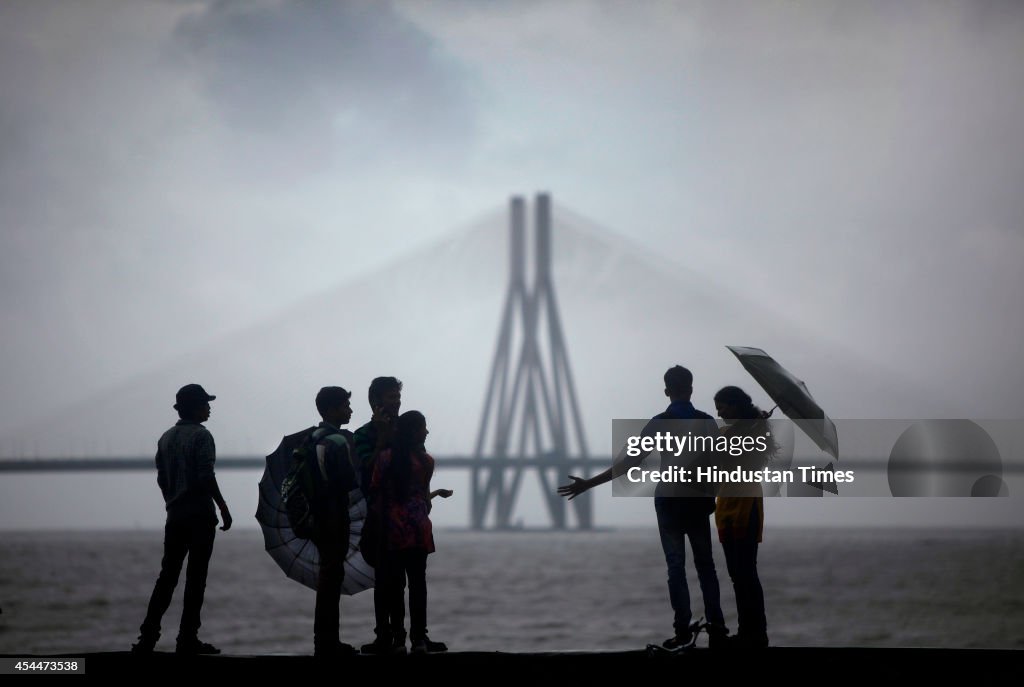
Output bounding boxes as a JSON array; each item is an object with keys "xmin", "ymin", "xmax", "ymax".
[{"xmin": 0, "ymin": 193, "xmax": 604, "ymax": 530}]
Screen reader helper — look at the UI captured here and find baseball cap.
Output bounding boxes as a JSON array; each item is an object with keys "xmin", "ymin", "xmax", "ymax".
[{"xmin": 174, "ymin": 383, "xmax": 216, "ymax": 409}]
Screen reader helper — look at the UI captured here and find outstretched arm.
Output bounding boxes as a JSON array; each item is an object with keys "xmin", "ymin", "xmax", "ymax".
[{"xmin": 558, "ymin": 427, "xmax": 655, "ymax": 500}]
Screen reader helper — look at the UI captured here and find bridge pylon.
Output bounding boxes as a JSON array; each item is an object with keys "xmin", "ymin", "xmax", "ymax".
[{"xmin": 470, "ymin": 193, "xmax": 594, "ymax": 530}]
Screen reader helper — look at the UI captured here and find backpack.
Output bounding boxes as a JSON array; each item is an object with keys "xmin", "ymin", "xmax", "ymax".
[{"xmin": 281, "ymin": 427, "xmax": 348, "ymax": 539}]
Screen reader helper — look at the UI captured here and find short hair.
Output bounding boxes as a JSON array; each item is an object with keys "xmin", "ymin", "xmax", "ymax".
[
  {"xmin": 664, "ymin": 365, "xmax": 693, "ymax": 395},
  {"xmin": 315, "ymin": 386, "xmax": 351, "ymax": 415},
  {"xmin": 368, "ymin": 376, "xmax": 403, "ymax": 408}
]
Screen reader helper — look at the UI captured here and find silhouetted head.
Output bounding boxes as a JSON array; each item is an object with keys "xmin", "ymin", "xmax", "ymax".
[
  {"xmin": 714, "ymin": 385, "xmax": 776, "ymax": 457},
  {"xmin": 390, "ymin": 410, "xmax": 428, "ymax": 499},
  {"xmin": 714, "ymin": 385, "xmax": 757, "ymax": 421},
  {"xmin": 174, "ymin": 383, "xmax": 215, "ymax": 422},
  {"xmin": 396, "ymin": 410, "xmax": 428, "ymax": 447},
  {"xmin": 368, "ymin": 376, "xmax": 402, "ymax": 417},
  {"xmin": 316, "ymin": 386, "xmax": 352, "ymax": 426},
  {"xmin": 663, "ymin": 365, "xmax": 693, "ymax": 401}
]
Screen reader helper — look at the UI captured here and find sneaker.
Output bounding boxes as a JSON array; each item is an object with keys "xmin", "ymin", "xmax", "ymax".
[
  {"xmin": 661, "ymin": 632, "xmax": 694, "ymax": 651},
  {"xmin": 315, "ymin": 641, "xmax": 357, "ymax": 658},
  {"xmin": 390, "ymin": 636, "xmax": 408, "ymax": 655},
  {"xmin": 175, "ymin": 639, "xmax": 221, "ymax": 655},
  {"xmin": 410, "ymin": 637, "xmax": 448, "ymax": 654},
  {"xmin": 130, "ymin": 636, "xmax": 157, "ymax": 654}
]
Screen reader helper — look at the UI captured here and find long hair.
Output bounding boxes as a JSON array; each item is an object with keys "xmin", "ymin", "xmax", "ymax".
[
  {"xmin": 389, "ymin": 410, "xmax": 426, "ymax": 500},
  {"xmin": 714, "ymin": 386, "xmax": 779, "ymax": 459}
]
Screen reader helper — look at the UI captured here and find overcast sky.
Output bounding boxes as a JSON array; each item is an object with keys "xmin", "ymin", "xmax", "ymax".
[{"xmin": 1, "ymin": 0, "xmax": 1022, "ymax": 529}]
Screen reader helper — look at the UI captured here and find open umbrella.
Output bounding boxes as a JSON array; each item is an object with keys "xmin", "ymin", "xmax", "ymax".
[
  {"xmin": 727, "ymin": 346, "xmax": 839, "ymax": 460},
  {"xmin": 256, "ymin": 427, "xmax": 375, "ymax": 594}
]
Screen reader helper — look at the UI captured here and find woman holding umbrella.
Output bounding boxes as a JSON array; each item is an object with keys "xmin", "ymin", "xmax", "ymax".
[{"xmin": 713, "ymin": 385, "xmax": 776, "ymax": 649}]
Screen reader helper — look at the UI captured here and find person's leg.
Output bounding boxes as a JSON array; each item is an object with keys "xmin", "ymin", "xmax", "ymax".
[
  {"xmin": 738, "ymin": 509, "xmax": 767, "ymax": 643},
  {"xmin": 654, "ymin": 497, "xmax": 692, "ymax": 637},
  {"xmin": 684, "ymin": 514, "xmax": 726, "ymax": 629},
  {"xmin": 365, "ymin": 506, "xmax": 391, "ymax": 647},
  {"xmin": 383, "ymin": 550, "xmax": 408, "ymax": 647},
  {"xmin": 178, "ymin": 517, "xmax": 216, "ymax": 643},
  {"xmin": 721, "ymin": 517, "xmax": 767, "ymax": 646},
  {"xmin": 362, "ymin": 553, "xmax": 397, "ymax": 652},
  {"xmin": 138, "ymin": 518, "xmax": 188, "ymax": 644},
  {"xmin": 371, "ymin": 572, "xmax": 391, "ymax": 641},
  {"xmin": 313, "ymin": 532, "xmax": 344, "ymax": 653},
  {"xmin": 720, "ymin": 529, "xmax": 746, "ymax": 633},
  {"xmin": 406, "ymin": 550, "xmax": 428, "ymax": 641}
]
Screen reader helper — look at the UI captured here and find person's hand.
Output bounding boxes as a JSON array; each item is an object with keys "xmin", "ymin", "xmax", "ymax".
[
  {"xmin": 372, "ymin": 405, "xmax": 392, "ymax": 427},
  {"xmin": 219, "ymin": 505, "xmax": 233, "ymax": 531},
  {"xmin": 557, "ymin": 475, "xmax": 590, "ymax": 500},
  {"xmin": 435, "ymin": 489, "xmax": 453, "ymax": 499},
  {"xmin": 372, "ymin": 406, "xmax": 395, "ymax": 444}
]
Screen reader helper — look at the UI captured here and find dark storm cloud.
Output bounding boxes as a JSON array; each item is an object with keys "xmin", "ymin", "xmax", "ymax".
[{"xmin": 171, "ymin": 0, "xmax": 477, "ymax": 174}]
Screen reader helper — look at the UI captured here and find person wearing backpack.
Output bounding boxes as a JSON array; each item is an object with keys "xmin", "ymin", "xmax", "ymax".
[
  {"xmin": 131, "ymin": 384, "xmax": 232, "ymax": 655},
  {"xmin": 309, "ymin": 386, "xmax": 359, "ymax": 657}
]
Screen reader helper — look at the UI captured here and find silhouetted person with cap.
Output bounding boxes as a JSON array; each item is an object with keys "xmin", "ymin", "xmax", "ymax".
[{"xmin": 132, "ymin": 384, "xmax": 232, "ymax": 655}]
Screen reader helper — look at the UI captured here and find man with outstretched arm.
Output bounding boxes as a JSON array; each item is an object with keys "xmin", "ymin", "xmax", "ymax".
[{"xmin": 558, "ymin": 365, "xmax": 728, "ymax": 649}]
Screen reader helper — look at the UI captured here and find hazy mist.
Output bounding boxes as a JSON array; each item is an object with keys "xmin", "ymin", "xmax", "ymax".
[{"xmin": 2, "ymin": 0, "xmax": 1022, "ymax": 529}]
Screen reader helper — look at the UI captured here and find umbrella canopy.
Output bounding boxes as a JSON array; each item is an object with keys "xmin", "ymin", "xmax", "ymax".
[
  {"xmin": 256, "ymin": 427, "xmax": 375, "ymax": 593},
  {"xmin": 727, "ymin": 346, "xmax": 839, "ymax": 460}
]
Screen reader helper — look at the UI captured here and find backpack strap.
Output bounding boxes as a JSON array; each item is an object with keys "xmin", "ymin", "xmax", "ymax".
[
  {"xmin": 322, "ymin": 433, "xmax": 349, "ymax": 450},
  {"xmin": 310, "ymin": 426, "xmax": 347, "ymax": 444},
  {"xmin": 309, "ymin": 427, "xmax": 351, "ymax": 481}
]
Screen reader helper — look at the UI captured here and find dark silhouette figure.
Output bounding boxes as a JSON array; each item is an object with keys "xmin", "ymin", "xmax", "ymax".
[
  {"xmin": 309, "ymin": 386, "xmax": 359, "ymax": 657},
  {"xmin": 714, "ymin": 385, "xmax": 773, "ymax": 649},
  {"xmin": 353, "ymin": 376, "xmax": 404, "ymax": 655},
  {"xmin": 132, "ymin": 384, "xmax": 232, "ymax": 655},
  {"xmin": 369, "ymin": 411, "xmax": 452, "ymax": 654},
  {"xmin": 559, "ymin": 366, "xmax": 728, "ymax": 649}
]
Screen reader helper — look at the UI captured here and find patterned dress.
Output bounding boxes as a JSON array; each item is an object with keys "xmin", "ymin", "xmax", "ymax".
[{"xmin": 371, "ymin": 448, "xmax": 436, "ymax": 554}]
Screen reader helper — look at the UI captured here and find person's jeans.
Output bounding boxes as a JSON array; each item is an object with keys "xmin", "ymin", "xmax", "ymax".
[
  {"xmin": 654, "ymin": 497, "xmax": 725, "ymax": 634},
  {"xmin": 139, "ymin": 514, "xmax": 217, "ymax": 642},
  {"xmin": 720, "ymin": 506, "xmax": 767, "ymax": 641},
  {"xmin": 313, "ymin": 525, "xmax": 347, "ymax": 650},
  {"xmin": 378, "ymin": 549, "xmax": 429, "ymax": 642}
]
